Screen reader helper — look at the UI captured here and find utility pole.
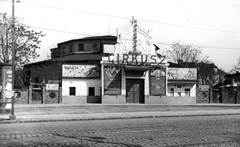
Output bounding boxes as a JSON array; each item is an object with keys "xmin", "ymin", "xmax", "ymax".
[{"xmin": 9, "ymin": 0, "xmax": 16, "ymax": 120}]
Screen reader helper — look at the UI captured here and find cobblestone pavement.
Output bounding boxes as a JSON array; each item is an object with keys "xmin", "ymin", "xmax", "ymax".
[{"xmin": 0, "ymin": 115, "xmax": 240, "ymax": 146}]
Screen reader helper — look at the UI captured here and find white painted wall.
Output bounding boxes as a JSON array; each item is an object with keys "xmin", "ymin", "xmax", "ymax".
[
  {"xmin": 167, "ymin": 84, "xmax": 196, "ymax": 97},
  {"xmin": 62, "ymin": 79, "xmax": 101, "ymax": 96}
]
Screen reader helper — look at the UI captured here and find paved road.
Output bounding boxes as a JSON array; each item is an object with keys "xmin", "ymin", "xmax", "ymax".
[{"xmin": 0, "ymin": 115, "xmax": 240, "ymax": 146}]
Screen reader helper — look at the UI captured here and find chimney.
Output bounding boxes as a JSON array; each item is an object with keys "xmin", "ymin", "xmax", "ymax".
[{"xmin": 178, "ymin": 59, "xmax": 183, "ymax": 66}]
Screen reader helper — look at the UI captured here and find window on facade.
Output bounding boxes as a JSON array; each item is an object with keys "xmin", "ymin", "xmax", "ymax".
[
  {"xmin": 88, "ymin": 87, "xmax": 95, "ymax": 96},
  {"xmin": 170, "ymin": 88, "xmax": 174, "ymax": 96},
  {"xmin": 61, "ymin": 46, "xmax": 65, "ymax": 54},
  {"xmin": 69, "ymin": 87, "xmax": 76, "ymax": 95},
  {"xmin": 78, "ymin": 43, "xmax": 98, "ymax": 51},
  {"xmin": 69, "ymin": 44, "xmax": 73, "ymax": 52},
  {"xmin": 177, "ymin": 85, "xmax": 182, "ymax": 88},
  {"xmin": 93, "ymin": 43, "xmax": 97, "ymax": 50},
  {"xmin": 35, "ymin": 77, "xmax": 39, "ymax": 83},
  {"xmin": 185, "ymin": 89, "xmax": 190, "ymax": 96},
  {"xmin": 78, "ymin": 43, "xmax": 84, "ymax": 51}
]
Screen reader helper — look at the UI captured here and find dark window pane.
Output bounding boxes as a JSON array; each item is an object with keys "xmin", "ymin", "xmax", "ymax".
[
  {"xmin": 69, "ymin": 87, "xmax": 76, "ymax": 95},
  {"xmin": 93, "ymin": 43, "xmax": 97, "ymax": 50},
  {"xmin": 69, "ymin": 44, "xmax": 72, "ymax": 52},
  {"xmin": 89, "ymin": 87, "xmax": 95, "ymax": 96},
  {"xmin": 78, "ymin": 43, "xmax": 84, "ymax": 51}
]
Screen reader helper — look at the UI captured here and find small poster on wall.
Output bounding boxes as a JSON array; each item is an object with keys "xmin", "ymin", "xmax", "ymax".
[
  {"xmin": 150, "ymin": 68, "xmax": 166, "ymax": 95},
  {"xmin": 62, "ymin": 65, "xmax": 100, "ymax": 77},
  {"xmin": 46, "ymin": 84, "xmax": 59, "ymax": 91},
  {"xmin": 104, "ymin": 66, "xmax": 121, "ymax": 95}
]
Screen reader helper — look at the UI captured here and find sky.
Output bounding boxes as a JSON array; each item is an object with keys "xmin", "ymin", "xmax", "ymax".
[{"xmin": 1, "ymin": 0, "xmax": 240, "ymax": 72}]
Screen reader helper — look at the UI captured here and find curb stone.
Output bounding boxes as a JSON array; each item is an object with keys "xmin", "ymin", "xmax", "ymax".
[{"xmin": 1, "ymin": 112, "xmax": 240, "ymax": 124}]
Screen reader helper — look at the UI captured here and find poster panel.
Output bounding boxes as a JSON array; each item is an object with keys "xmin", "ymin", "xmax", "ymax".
[
  {"xmin": 104, "ymin": 66, "xmax": 121, "ymax": 95},
  {"xmin": 62, "ymin": 65, "xmax": 100, "ymax": 77},
  {"xmin": 167, "ymin": 68, "xmax": 197, "ymax": 80},
  {"xmin": 150, "ymin": 68, "xmax": 166, "ymax": 95}
]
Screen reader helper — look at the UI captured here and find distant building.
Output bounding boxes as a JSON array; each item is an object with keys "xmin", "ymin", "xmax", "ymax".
[
  {"xmin": 214, "ymin": 72, "xmax": 240, "ymax": 103},
  {"xmin": 168, "ymin": 60, "xmax": 226, "ymax": 103}
]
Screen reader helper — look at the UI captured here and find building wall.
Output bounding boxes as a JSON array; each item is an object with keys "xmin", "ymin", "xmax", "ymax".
[
  {"xmin": 145, "ymin": 96, "xmax": 196, "ymax": 104},
  {"xmin": 222, "ymin": 88, "xmax": 235, "ymax": 103},
  {"xmin": 62, "ymin": 78, "xmax": 101, "ymax": 104},
  {"xmin": 221, "ymin": 87, "xmax": 240, "ymax": 104},
  {"xmin": 196, "ymin": 87, "xmax": 209, "ymax": 103},
  {"xmin": 44, "ymin": 90, "xmax": 59, "ymax": 104},
  {"xmin": 101, "ymin": 67, "xmax": 150, "ymax": 104},
  {"xmin": 167, "ymin": 84, "xmax": 196, "ymax": 97},
  {"xmin": 15, "ymin": 89, "xmax": 29, "ymax": 104},
  {"xmin": 102, "ymin": 95, "xmax": 126, "ymax": 104},
  {"xmin": 237, "ymin": 87, "xmax": 240, "ymax": 104},
  {"xmin": 59, "ymin": 40, "xmax": 101, "ymax": 56},
  {"xmin": 28, "ymin": 62, "xmax": 61, "ymax": 84}
]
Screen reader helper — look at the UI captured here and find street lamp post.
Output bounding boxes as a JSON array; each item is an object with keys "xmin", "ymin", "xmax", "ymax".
[{"xmin": 9, "ymin": 0, "xmax": 16, "ymax": 120}]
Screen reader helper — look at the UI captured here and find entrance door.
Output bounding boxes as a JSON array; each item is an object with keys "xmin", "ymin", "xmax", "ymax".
[{"xmin": 126, "ymin": 79, "xmax": 144, "ymax": 103}]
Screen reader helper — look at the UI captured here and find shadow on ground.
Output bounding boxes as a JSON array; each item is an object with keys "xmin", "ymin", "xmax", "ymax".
[{"xmin": 53, "ymin": 133, "xmax": 142, "ymax": 147}]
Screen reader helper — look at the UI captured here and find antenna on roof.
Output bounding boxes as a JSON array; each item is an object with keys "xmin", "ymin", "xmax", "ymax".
[{"xmin": 131, "ymin": 16, "xmax": 135, "ymax": 25}]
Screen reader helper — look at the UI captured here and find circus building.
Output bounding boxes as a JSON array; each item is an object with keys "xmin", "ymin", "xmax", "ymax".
[
  {"xmin": 100, "ymin": 19, "xmax": 168, "ymax": 104},
  {"xmin": 21, "ymin": 19, "xmax": 198, "ymax": 105}
]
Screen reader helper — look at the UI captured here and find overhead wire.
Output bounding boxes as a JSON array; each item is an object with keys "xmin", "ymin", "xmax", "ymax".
[
  {"xmin": 203, "ymin": 0, "xmax": 240, "ymax": 7},
  {"xmin": 1, "ymin": 0, "xmax": 240, "ymax": 50},
  {"xmin": 30, "ymin": 26, "xmax": 240, "ymax": 50}
]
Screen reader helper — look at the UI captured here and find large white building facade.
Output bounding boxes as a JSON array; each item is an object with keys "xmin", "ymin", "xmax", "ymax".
[{"xmin": 23, "ymin": 19, "xmax": 197, "ymax": 105}]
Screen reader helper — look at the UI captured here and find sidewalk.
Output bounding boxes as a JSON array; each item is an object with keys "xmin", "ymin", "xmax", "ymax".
[{"xmin": 0, "ymin": 104, "xmax": 240, "ymax": 124}]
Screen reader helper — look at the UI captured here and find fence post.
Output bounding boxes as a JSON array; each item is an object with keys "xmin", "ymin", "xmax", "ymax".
[
  {"xmin": 42, "ymin": 79, "xmax": 46, "ymax": 104},
  {"xmin": 59, "ymin": 87, "xmax": 62, "ymax": 103},
  {"xmin": 28, "ymin": 78, "xmax": 32, "ymax": 104},
  {"xmin": 42, "ymin": 85, "xmax": 46, "ymax": 104}
]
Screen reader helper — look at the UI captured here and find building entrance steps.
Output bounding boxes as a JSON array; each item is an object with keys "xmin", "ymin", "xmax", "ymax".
[{"xmin": 0, "ymin": 104, "xmax": 240, "ymax": 124}]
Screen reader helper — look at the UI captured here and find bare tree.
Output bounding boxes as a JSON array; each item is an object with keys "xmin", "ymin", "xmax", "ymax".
[
  {"xmin": 230, "ymin": 57, "xmax": 240, "ymax": 74},
  {"xmin": 166, "ymin": 42, "xmax": 212, "ymax": 63}
]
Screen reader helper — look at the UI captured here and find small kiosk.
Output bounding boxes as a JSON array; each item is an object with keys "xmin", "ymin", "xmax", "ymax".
[{"xmin": 0, "ymin": 63, "xmax": 12, "ymax": 112}]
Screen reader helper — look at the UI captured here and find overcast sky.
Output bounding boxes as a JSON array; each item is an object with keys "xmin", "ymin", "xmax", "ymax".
[{"xmin": 1, "ymin": 0, "xmax": 240, "ymax": 71}]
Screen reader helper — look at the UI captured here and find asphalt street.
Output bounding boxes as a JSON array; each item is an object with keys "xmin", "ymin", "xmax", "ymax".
[{"xmin": 0, "ymin": 115, "xmax": 240, "ymax": 147}]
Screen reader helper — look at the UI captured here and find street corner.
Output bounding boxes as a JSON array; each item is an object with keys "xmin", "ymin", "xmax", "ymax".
[{"xmin": 0, "ymin": 113, "xmax": 18, "ymax": 124}]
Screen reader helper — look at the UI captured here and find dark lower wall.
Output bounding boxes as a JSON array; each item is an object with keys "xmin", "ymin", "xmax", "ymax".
[
  {"xmin": 44, "ymin": 90, "xmax": 59, "ymax": 104},
  {"xmin": 196, "ymin": 88, "xmax": 210, "ymax": 103},
  {"xmin": 237, "ymin": 87, "xmax": 240, "ymax": 104},
  {"xmin": 102, "ymin": 95, "xmax": 125, "ymax": 104},
  {"xmin": 62, "ymin": 96, "xmax": 87, "ymax": 104},
  {"xmin": 221, "ymin": 87, "xmax": 240, "ymax": 104},
  {"xmin": 15, "ymin": 89, "xmax": 29, "ymax": 104},
  {"xmin": 145, "ymin": 96, "xmax": 196, "ymax": 104},
  {"xmin": 87, "ymin": 96, "xmax": 101, "ymax": 103}
]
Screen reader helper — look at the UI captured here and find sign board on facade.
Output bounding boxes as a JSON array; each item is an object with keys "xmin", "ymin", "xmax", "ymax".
[
  {"xmin": 167, "ymin": 68, "xmax": 197, "ymax": 80},
  {"xmin": 102, "ymin": 19, "xmax": 166, "ymax": 66},
  {"xmin": 62, "ymin": 65, "xmax": 100, "ymax": 77},
  {"xmin": 46, "ymin": 84, "xmax": 59, "ymax": 91},
  {"xmin": 48, "ymin": 80, "xmax": 60, "ymax": 84},
  {"xmin": 150, "ymin": 68, "xmax": 166, "ymax": 95},
  {"xmin": 104, "ymin": 66, "xmax": 121, "ymax": 95}
]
